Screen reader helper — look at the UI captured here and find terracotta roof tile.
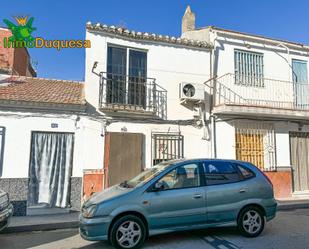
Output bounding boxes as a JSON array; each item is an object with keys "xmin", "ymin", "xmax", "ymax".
[
  {"xmin": 86, "ymin": 22, "xmax": 213, "ymax": 49},
  {"xmin": 0, "ymin": 76, "xmax": 85, "ymax": 106}
]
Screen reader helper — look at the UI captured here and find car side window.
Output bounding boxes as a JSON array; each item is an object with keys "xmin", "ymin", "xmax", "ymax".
[
  {"xmin": 203, "ymin": 161, "xmax": 241, "ymax": 185},
  {"xmin": 157, "ymin": 163, "xmax": 200, "ymax": 190},
  {"xmin": 236, "ymin": 164, "xmax": 255, "ymax": 179}
]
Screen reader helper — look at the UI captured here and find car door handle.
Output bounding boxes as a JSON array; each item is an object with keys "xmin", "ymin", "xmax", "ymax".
[
  {"xmin": 193, "ymin": 194, "xmax": 202, "ymax": 199},
  {"xmin": 239, "ymin": 189, "xmax": 246, "ymax": 193}
]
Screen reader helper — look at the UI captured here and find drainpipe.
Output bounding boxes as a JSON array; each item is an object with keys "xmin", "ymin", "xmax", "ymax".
[
  {"xmin": 202, "ymin": 45, "xmax": 213, "ymax": 142},
  {"xmin": 210, "ymin": 30, "xmax": 218, "ymax": 158}
]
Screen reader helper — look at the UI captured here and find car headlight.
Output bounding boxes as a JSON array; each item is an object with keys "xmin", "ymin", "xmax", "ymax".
[{"xmin": 82, "ymin": 204, "xmax": 97, "ymax": 218}]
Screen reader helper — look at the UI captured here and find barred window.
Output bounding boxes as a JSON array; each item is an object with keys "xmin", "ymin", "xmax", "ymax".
[
  {"xmin": 234, "ymin": 50, "xmax": 264, "ymax": 87},
  {"xmin": 235, "ymin": 122, "xmax": 276, "ymax": 171},
  {"xmin": 152, "ymin": 132, "xmax": 184, "ymax": 165}
]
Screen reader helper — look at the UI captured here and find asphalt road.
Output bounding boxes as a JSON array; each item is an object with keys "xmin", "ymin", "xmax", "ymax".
[{"xmin": 0, "ymin": 208, "xmax": 309, "ymax": 249}]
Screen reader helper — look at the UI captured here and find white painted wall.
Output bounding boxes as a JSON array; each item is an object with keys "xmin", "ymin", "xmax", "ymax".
[
  {"xmin": 83, "ymin": 30, "xmax": 213, "ymax": 169},
  {"xmin": 214, "ymin": 118, "xmax": 309, "ymax": 168},
  {"xmin": 0, "ymin": 111, "xmax": 104, "ymax": 178},
  {"xmin": 104, "ymin": 121, "xmax": 210, "ymax": 168},
  {"xmin": 184, "ymin": 28, "xmax": 309, "ymax": 107},
  {"xmin": 183, "ymin": 28, "xmax": 309, "ymax": 169},
  {"xmin": 215, "ymin": 120, "xmax": 236, "ymax": 159},
  {"xmin": 211, "ymin": 31, "xmax": 309, "ymax": 168},
  {"xmin": 85, "ymin": 30, "xmax": 211, "ymax": 120},
  {"xmin": 212, "ymin": 33, "xmax": 309, "ymax": 106}
]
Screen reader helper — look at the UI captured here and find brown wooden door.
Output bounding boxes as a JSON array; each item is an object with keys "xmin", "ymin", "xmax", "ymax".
[
  {"xmin": 290, "ymin": 132, "xmax": 309, "ymax": 192},
  {"xmin": 104, "ymin": 132, "xmax": 144, "ymax": 187}
]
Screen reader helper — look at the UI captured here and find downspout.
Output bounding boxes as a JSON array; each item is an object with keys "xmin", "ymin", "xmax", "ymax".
[{"xmin": 210, "ymin": 30, "xmax": 218, "ymax": 158}]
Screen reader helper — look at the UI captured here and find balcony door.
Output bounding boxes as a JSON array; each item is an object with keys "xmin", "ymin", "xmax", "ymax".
[
  {"xmin": 129, "ymin": 50, "xmax": 147, "ymax": 108},
  {"xmin": 107, "ymin": 46, "xmax": 147, "ymax": 107},
  {"xmin": 107, "ymin": 46, "xmax": 127, "ymax": 104},
  {"xmin": 292, "ymin": 59, "xmax": 309, "ymax": 108}
]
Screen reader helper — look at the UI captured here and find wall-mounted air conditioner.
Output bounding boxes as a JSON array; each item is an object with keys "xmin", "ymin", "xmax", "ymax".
[{"xmin": 179, "ymin": 82, "xmax": 205, "ymax": 101}]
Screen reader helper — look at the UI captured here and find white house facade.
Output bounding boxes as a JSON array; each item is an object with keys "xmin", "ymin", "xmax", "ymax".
[
  {"xmin": 84, "ymin": 22, "xmax": 213, "ymax": 188},
  {"xmin": 182, "ymin": 7, "xmax": 309, "ymax": 198},
  {"xmin": 1, "ymin": 6, "xmax": 309, "ymax": 216}
]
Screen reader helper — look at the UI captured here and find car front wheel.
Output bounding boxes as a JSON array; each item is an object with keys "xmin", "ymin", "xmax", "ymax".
[
  {"xmin": 110, "ymin": 215, "xmax": 146, "ymax": 249},
  {"xmin": 238, "ymin": 206, "xmax": 265, "ymax": 237}
]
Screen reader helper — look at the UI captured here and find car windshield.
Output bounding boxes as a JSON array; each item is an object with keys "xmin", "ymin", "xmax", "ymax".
[{"xmin": 121, "ymin": 162, "xmax": 172, "ymax": 188}]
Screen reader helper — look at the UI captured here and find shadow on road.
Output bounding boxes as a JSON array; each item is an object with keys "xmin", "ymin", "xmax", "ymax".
[
  {"xmin": 0, "ymin": 227, "xmax": 243, "ymax": 249},
  {"xmin": 145, "ymin": 227, "xmax": 241, "ymax": 249},
  {"xmin": 0, "ymin": 229, "xmax": 79, "ymax": 249},
  {"xmin": 74, "ymin": 241, "xmax": 113, "ymax": 249}
]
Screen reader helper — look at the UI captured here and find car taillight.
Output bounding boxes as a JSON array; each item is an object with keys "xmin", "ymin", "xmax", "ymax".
[{"xmin": 260, "ymin": 170, "xmax": 273, "ymax": 188}]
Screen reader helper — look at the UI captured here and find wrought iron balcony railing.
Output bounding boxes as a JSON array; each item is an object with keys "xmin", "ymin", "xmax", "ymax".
[
  {"xmin": 99, "ymin": 73, "xmax": 167, "ymax": 119},
  {"xmin": 210, "ymin": 73, "xmax": 309, "ymax": 111}
]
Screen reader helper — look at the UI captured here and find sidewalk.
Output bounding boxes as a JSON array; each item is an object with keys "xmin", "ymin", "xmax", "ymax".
[
  {"xmin": 277, "ymin": 198, "xmax": 309, "ymax": 210},
  {"xmin": 3, "ymin": 211, "xmax": 79, "ymax": 234},
  {"xmin": 1, "ymin": 200, "xmax": 309, "ymax": 234}
]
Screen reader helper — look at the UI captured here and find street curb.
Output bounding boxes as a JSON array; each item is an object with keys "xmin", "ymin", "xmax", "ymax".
[
  {"xmin": 3, "ymin": 221, "xmax": 79, "ymax": 234},
  {"xmin": 2, "ymin": 202, "xmax": 308, "ymax": 234},
  {"xmin": 277, "ymin": 202, "xmax": 309, "ymax": 211}
]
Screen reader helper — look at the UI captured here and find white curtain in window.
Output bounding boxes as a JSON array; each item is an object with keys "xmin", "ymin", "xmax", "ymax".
[{"xmin": 28, "ymin": 132, "xmax": 74, "ymax": 208}]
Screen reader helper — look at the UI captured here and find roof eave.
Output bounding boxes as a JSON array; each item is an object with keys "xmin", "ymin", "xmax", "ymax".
[
  {"xmin": 208, "ymin": 26, "xmax": 309, "ymax": 51},
  {"xmin": 0, "ymin": 99, "xmax": 87, "ymax": 113},
  {"xmin": 86, "ymin": 22, "xmax": 213, "ymax": 50}
]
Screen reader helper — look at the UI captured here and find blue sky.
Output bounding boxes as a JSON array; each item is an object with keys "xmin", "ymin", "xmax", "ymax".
[{"xmin": 1, "ymin": 0, "xmax": 309, "ymax": 81}]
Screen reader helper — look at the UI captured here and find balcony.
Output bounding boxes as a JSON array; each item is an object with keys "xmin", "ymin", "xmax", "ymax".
[
  {"xmin": 208, "ymin": 73, "xmax": 309, "ymax": 119},
  {"xmin": 99, "ymin": 73, "xmax": 167, "ymax": 119}
]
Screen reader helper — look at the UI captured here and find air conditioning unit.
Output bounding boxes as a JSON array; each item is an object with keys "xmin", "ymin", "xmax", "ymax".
[{"xmin": 179, "ymin": 82, "xmax": 205, "ymax": 101}]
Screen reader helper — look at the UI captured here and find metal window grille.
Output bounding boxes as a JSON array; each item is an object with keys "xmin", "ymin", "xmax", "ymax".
[
  {"xmin": 152, "ymin": 132, "xmax": 184, "ymax": 165},
  {"xmin": 234, "ymin": 50, "xmax": 264, "ymax": 87},
  {"xmin": 235, "ymin": 122, "xmax": 276, "ymax": 171}
]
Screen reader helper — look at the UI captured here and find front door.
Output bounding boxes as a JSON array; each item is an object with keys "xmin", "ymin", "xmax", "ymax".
[
  {"xmin": 104, "ymin": 132, "xmax": 144, "ymax": 187},
  {"xmin": 28, "ymin": 132, "xmax": 74, "ymax": 208},
  {"xmin": 145, "ymin": 163, "xmax": 206, "ymax": 230},
  {"xmin": 290, "ymin": 132, "xmax": 309, "ymax": 192},
  {"xmin": 292, "ymin": 59, "xmax": 309, "ymax": 108}
]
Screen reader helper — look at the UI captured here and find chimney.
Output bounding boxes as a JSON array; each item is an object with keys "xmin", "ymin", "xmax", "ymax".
[{"xmin": 182, "ymin": 5, "xmax": 195, "ymax": 34}]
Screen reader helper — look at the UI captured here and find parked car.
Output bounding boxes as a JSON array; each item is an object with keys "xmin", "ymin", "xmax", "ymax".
[
  {"xmin": 80, "ymin": 159, "xmax": 277, "ymax": 249},
  {"xmin": 0, "ymin": 189, "xmax": 13, "ymax": 232}
]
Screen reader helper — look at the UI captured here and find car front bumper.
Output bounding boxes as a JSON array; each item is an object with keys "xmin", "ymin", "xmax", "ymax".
[
  {"xmin": 0, "ymin": 204, "xmax": 14, "ymax": 231},
  {"xmin": 79, "ymin": 214, "xmax": 113, "ymax": 241}
]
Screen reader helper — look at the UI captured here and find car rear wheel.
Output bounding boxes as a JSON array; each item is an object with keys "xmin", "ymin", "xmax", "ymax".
[
  {"xmin": 109, "ymin": 215, "xmax": 146, "ymax": 249},
  {"xmin": 238, "ymin": 206, "xmax": 265, "ymax": 237}
]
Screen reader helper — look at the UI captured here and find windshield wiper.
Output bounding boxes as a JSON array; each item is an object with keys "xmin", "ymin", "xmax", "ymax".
[{"xmin": 119, "ymin": 180, "xmax": 133, "ymax": 188}]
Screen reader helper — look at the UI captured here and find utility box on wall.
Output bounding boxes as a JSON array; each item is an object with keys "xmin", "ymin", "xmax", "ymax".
[{"xmin": 82, "ymin": 169, "xmax": 105, "ymax": 200}]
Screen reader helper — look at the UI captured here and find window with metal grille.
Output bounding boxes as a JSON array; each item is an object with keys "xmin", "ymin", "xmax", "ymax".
[
  {"xmin": 0, "ymin": 127, "xmax": 5, "ymax": 177},
  {"xmin": 234, "ymin": 50, "xmax": 264, "ymax": 87},
  {"xmin": 235, "ymin": 122, "xmax": 276, "ymax": 171},
  {"xmin": 152, "ymin": 132, "xmax": 184, "ymax": 165}
]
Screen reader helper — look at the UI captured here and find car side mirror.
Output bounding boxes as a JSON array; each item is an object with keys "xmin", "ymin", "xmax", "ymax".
[{"xmin": 153, "ymin": 181, "xmax": 164, "ymax": 191}]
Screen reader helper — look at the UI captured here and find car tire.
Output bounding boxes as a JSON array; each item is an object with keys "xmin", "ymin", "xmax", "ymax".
[
  {"xmin": 109, "ymin": 215, "xmax": 146, "ymax": 249},
  {"xmin": 237, "ymin": 206, "xmax": 265, "ymax": 237}
]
